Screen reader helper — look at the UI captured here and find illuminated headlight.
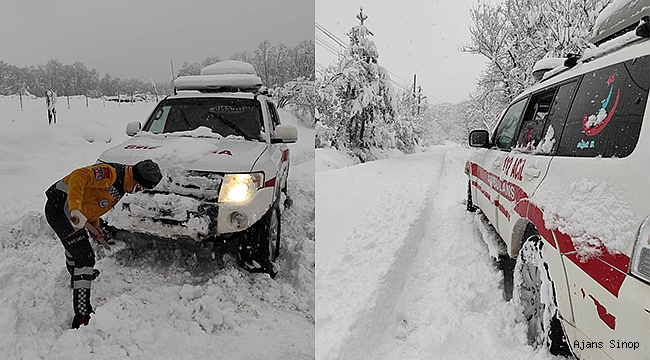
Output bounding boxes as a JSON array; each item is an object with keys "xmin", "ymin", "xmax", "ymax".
[
  {"xmin": 630, "ymin": 217, "xmax": 650, "ymax": 283},
  {"xmin": 218, "ymin": 173, "xmax": 263, "ymax": 203}
]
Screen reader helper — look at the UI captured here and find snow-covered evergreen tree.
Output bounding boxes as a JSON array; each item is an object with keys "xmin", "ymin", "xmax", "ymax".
[{"xmin": 317, "ymin": 7, "xmax": 397, "ymax": 158}]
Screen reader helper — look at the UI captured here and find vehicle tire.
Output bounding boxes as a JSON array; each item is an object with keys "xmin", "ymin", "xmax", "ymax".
[
  {"xmin": 238, "ymin": 202, "xmax": 281, "ymax": 278},
  {"xmin": 513, "ymin": 232, "xmax": 571, "ymax": 356},
  {"xmin": 466, "ymin": 180, "xmax": 476, "ymax": 212}
]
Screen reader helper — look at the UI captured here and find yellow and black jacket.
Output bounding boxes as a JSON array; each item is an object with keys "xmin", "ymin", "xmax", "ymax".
[{"xmin": 53, "ymin": 163, "xmax": 136, "ymax": 228}]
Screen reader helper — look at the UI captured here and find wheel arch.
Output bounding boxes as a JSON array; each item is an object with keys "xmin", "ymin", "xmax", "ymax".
[{"xmin": 509, "ymin": 218, "xmax": 535, "ymax": 258}]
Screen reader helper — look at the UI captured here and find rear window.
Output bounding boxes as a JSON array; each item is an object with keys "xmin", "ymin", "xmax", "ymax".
[
  {"xmin": 556, "ymin": 55, "xmax": 649, "ymax": 158},
  {"xmin": 144, "ymin": 97, "xmax": 263, "ymax": 141}
]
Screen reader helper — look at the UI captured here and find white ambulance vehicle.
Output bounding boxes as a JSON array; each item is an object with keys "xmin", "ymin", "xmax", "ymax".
[
  {"xmin": 465, "ymin": 1, "xmax": 649, "ymax": 359},
  {"xmin": 98, "ymin": 61, "xmax": 298, "ymax": 277}
]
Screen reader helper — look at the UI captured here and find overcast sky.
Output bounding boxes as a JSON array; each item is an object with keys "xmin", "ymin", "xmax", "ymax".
[
  {"xmin": 0, "ymin": 0, "xmax": 314, "ymax": 83},
  {"xmin": 316, "ymin": 0, "xmax": 487, "ymax": 104}
]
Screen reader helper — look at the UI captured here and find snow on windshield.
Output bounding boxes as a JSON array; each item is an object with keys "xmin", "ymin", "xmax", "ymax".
[{"xmin": 145, "ymin": 98, "xmax": 262, "ymax": 140}]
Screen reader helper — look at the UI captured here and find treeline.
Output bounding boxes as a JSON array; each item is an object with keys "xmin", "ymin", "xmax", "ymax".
[
  {"xmin": 0, "ymin": 39, "xmax": 314, "ymax": 98},
  {"xmin": 178, "ymin": 39, "xmax": 315, "ymax": 88}
]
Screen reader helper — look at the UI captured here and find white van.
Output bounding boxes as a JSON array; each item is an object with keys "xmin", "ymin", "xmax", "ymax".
[
  {"xmin": 97, "ymin": 61, "xmax": 298, "ymax": 277},
  {"xmin": 465, "ymin": 2, "xmax": 649, "ymax": 359}
]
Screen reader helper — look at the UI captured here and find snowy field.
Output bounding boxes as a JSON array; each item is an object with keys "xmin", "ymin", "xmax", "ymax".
[
  {"xmin": 0, "ymin": 95, "xmax": 314, "ymax": 359},
  {"xmin": 315, "ymin": 145, "xmax": 564, "ymax": 360}
]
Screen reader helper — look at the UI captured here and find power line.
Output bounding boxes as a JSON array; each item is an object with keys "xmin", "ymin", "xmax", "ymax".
[
  {"xmin": 315, "ymin": 21, "xmax": 441, "ymax": 102},
  {"xmin": 315, "ymin": 35, "xmax": 342, "ymax": 58},
  {"xmin": 315, "ymin": 22, "xmax": 347, "ymax": 48}
]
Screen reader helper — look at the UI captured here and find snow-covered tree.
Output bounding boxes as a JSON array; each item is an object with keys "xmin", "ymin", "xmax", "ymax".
[
  {"xmin": 272, "ymin": 77, "xmax": 316, "ymax": 124},
  {"xmin": 317, "ymin": 7, "xmax": 397, "ymax": 158},
  {"xmin": 464, "ymin": 0, "xmax": 611, "ymax": 130}
]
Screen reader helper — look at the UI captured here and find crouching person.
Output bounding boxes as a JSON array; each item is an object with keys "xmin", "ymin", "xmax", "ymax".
[{"xmin": 44, "ymin": 159, "xmax": 162, "ymax": 329}]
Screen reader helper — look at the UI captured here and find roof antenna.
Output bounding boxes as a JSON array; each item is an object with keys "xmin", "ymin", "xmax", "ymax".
[{"xmin": 170, "ymin": 60, "xmax": 177, "ymax": 95}]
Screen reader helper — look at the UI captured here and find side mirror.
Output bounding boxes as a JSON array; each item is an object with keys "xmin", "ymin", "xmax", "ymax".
[
  {"xmin": 126, "ymin": 122, "xmax": 141, "ymax": 136},
  {"xmin": 271, "ymin": 124, "xmax": 298, "ymax": 144},
  {"xmin": 469, "ymin": 129, "xmax": 490, "ymax": 148}
]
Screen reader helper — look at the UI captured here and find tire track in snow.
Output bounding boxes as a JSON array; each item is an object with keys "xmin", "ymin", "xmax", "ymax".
[
  {"xmin": 316, "ymin": 148, "xmax": 446, "ymax": 360},
  {"xmin": 335, "ymin": 148, "xmax": 557, "ymax": 360}
]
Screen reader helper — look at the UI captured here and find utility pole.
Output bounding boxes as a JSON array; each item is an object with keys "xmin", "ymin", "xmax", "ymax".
[
  {"xmin": 417, "ymin": 86, "xmax": 422, "ymax": 115},
  {"xmin": 412, "ymin": 74, "xmax": 417, "ymax": 115}
]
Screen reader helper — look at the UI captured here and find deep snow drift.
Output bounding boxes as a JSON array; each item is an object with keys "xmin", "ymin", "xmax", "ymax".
[
  {"xmin": 315, "ymin": 145, "xmax": 562, "ymax": 360},
  {"xmin": 0, "ymin": 95, "xmax": 314, "ymax": 360}
]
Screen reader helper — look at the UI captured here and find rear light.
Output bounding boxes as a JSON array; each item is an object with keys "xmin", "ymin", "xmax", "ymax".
[{"xmin": 630, "ymin": 217, "xmax": 650, "ymax": 283}]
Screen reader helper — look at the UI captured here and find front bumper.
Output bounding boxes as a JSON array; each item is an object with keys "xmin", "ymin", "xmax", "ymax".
[{"xmin": 104, "ymin": 187, "xmax": 274, "ymax": 242}]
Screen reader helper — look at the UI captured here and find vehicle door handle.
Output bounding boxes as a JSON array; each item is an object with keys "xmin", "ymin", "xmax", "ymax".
[
  {"xmin": 493, "ymin": 159, "xmax": 501, "ymax": 169},
  {"xmin": 524, "ymin": 167, "xmax": 541, "ymax": 179}
]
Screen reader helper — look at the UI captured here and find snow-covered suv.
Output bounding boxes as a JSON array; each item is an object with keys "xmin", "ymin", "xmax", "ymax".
[
  {"xmin": 97, "ymin": 61, "xmax": 297, "ymax": 276},
  {"xmin": 465, "ymin": 2, "xmax": 649, "ymax": 359}
]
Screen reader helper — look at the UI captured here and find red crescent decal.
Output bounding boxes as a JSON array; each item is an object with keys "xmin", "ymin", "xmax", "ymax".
[
  {"xmin": 583, "ymin": 89, "xmax": 620, "ymax": 136},
  {"xmin": 470, "ymin": 162, "xmax": 630, "ymax": 297}
]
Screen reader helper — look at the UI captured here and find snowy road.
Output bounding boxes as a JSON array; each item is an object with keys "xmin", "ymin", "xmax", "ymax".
[
  {"xmin": 0, "ymin": 97, "xmax": 314, "ymax": 360},
  {"xmin": 316, "ymin": 145, "xmax": 560, "ymax": 360}
]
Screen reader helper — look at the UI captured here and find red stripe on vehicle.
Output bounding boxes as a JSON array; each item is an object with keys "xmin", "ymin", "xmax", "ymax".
[
  {"xmin": 264, "ymin": 177, "xmax": 276, "ymax": 188},
  {"xmin": 469, "ymin": 162, "xmax": 630, "ymax": 297},
  {"xmin": 281, "ymin": 149, "xmax": 290, "ymax": 162},
  {"xmin": 588, "ymin": 294, "xmax": 616, "ymax": 330},
  {"xmin": 599, "ymin": 251, "xmax": 630, "ymax": 273},
  {"xmin": 473, "ymin": 180, "xmax": 491, "ymax": 202},
  {"xmin": 566, "ymin": 253, "xmax": 627, "ymax": 297},
  {"xmin": 495, "ymin": 200, "xmax": 510, "ymax": 220},
  {"xmin": 527, "ymin": 203, "xmax": 556, "ymax": 249},
  {"xmin": 554, "ymin": 230, "xmax": 576, "ymax": 253}
]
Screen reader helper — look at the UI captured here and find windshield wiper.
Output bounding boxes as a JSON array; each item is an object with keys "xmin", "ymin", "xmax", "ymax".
[{"xmin": 208, "ymin": 110, "xmax": 251, "ymax": 140}]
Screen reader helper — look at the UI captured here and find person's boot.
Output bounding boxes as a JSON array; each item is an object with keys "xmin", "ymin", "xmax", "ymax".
[{"xmin": 71, "ymin": 314, "xmax": 90, "ymax": 329}]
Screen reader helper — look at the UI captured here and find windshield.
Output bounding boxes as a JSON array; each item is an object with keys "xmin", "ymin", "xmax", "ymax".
[{"xmin": 143, "ymin": 97, "xmax": 263, "ymax": 140}]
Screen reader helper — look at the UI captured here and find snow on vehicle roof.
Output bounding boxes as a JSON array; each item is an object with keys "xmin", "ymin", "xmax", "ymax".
[
  {"xmin": 532, "ymin": 57, "xmax": 566, "ymax": 81},
  {"xmin": 200, "ymin": 60, "xmax": 257, "ymax": 76},
  {"xmin": 590, "ymin": 0, "xmax": 649, "ymax": 45},
  {"xmin": 168, "ymin": 91, "xmax": 258, "ymax": 100},
  {"xmin": 173, "ymin": 73, "xmax": 263, "ymax": 93}
]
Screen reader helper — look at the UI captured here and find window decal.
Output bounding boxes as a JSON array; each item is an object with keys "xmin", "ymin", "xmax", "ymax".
[
  {"xmin": 576, "ymin": 139, "xmax": 595, "ymax": 149},
  {"xmin": 582, "ymin": 72, "xmax": 620, "ymax": 136}
]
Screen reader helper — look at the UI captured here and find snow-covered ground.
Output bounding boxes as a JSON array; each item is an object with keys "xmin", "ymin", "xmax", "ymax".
[
  {"xmin": 315, "ymin": 145, "xmax": 563, "ymax": 360},
  {"xmin": 0, "ymin": 95, "xmax": 314, "ymax": 359}
]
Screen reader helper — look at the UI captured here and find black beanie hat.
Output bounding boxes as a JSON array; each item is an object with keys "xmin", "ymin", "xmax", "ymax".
[{"xmin": 132, "ymin": 159, "xmax": 162, "ymax": 189}]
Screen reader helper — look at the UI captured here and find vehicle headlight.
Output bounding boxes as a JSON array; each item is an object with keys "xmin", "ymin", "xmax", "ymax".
[
  {"xmin": 630, "ymin": 217, "xmax": 650, "ymax": 283},
  {"xmin": 218, "ymin": 173, "xmax": 264, "ymax": 204}
]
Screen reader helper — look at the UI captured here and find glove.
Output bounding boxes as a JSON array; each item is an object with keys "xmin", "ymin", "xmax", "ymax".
[{"xmin": 70, "ymin": 209, "xmax": 87, "ymax": 230}]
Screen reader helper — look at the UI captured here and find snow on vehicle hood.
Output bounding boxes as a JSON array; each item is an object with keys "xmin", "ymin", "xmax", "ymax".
[{"xmin": 97, "ymin": 126, "xmax": 268, "ymax": 173}]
